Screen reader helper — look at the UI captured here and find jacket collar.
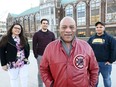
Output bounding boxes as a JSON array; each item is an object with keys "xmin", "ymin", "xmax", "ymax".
[
  {"xmin": 59, "ymin": 36, "xmax": 76, "ymax": 47},
  {"xmin": 8, "ymin": 35, "xmax": 16, "ymax": 46}
]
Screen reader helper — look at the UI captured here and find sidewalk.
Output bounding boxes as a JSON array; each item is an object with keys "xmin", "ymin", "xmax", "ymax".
[
  {"xmin": 0, "ymin": 50, "xmax": 38, "ymax": 87},
  {"xmin": 0, "ymin": 51, "xmax": 116, "ymax": 87}
]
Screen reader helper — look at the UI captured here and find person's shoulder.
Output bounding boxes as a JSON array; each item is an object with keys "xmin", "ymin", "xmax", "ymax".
[
  {"xmin": 89, "ymin": 34, "xmax": 96, "ymax": 39},
  {"xmin": 105, "ymin": 32, "xmax": 115, "ymax": 40},
  {"xmin": 87, "ymin": 34, "xmax": 96, "ymax": 42},
  {"xmin": 0, "ymin": 35, "xmax": 8, "ymax": 47},
  {"xmin": 76, "ymin": 38, "xmax": 90, "ymax": 47},
  {"xmin": 76, "ymin": 38, "xmax": 93, "ymax": 51},
  {"xmin": 49, "ymin": 39, "xmax": 59, "ymax": 44},
  {"xmin": 33, "ymin": 30, "xmax": 41, "ymax": 36},
  {"xmin": 46, "ymin": 39, "xmax": 59, "ymax": 47},
  {"xmin": 35, "ymin": 30, "xmax": 41, "ymax": 34},
  {"xmin": 48, "ymin": 30, "xmax": 54, "ymax": 34},
  {"xmin": 76, "ymin": 38, "xmax": 88, "ymax": 44},
  {"xmin": 106, "ymin": 33, "xmax": 113, "ymax": 37},
  {"xmin": 1, "ymin": 35, "xmax": 7, "ymax": 40}
]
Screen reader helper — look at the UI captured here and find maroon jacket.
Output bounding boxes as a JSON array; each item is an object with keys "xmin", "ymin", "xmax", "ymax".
[
  {"xmin": 32, "ymin": 30, "xmax": 55, "ymax": 58},
  {"xmin": 40, "ymin": 38, "xmax": 99, "ymax": 87}
]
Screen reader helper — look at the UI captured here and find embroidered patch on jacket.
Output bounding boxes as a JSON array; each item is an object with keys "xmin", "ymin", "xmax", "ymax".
[{"xmin": 73, "ymin": 54, "xmax": 85, "ymax": 69}]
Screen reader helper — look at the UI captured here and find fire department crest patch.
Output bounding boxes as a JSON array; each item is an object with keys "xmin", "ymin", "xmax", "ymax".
[{"xmin": 73, "ymin": 54, "xmax": 85, "ymax": 69}]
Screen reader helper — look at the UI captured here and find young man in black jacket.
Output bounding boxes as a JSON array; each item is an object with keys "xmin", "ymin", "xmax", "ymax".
[{"xmin": 88, "ymin": 21, "xmax": 116, "ymax": 87}]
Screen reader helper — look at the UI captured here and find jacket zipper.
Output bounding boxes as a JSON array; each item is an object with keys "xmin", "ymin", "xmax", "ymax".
[{"xmin": 8, "ymin": 41, "xmax": 17, "ymax": 48}]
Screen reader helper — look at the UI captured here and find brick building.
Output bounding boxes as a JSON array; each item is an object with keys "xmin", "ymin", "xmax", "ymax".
[{"xmin": 6, "ymin": 0, "xmax": 116, "ymax": 38}]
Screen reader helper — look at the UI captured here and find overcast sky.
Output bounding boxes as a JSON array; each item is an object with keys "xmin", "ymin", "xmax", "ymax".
[{"xmin": 0, "ymin": 0, "xmax": 40, "ymax": 21}]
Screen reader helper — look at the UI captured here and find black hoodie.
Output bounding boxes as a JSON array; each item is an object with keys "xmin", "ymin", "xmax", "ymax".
[{"xmin": 88, "ymin": 32, "xmax": 116, "ymax": 63}]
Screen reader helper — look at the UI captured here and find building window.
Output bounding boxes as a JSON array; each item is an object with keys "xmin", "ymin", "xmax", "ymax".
[
  {"xmin": 19, "ymin": 18, "xmax": 23, "ymax": 26},
  {"xmin": 35, "ymin": 13, "xmax": 40, "ymax": 30},
  {"xmin": 30, "ymin": 15, "xmax": 34, "ymax": 32},
  {"xmin": 51, "ymin": 19, "xmax": 54, "ymax": 25},
  {"xmin": 24, "ymin": 16, "xmax": 29, "ymax": 33},
  {"xmin": 77, "ymin": 31, "xmax": 86, "ymax": 37},
  {"xmin": 41, "ymin": 8, "xmax": 49, "ymax": 16},
  {"xmin": 106, "ymin": 0, "xmax": 116, "ymax": 23},
  {"xmin": 90, "ymin": 0, "xmax": 101, "ymax": 25},
  {"xmin": 65, "ymin": 5, "xmax": 73, "ymax": 17},
  {"xmin": 76, "ymin": 2, "xmax": 86, "ymax": 26},
  {"xmin": 51, "ymin": 7, "xmax": 54, "ymax": 14}
]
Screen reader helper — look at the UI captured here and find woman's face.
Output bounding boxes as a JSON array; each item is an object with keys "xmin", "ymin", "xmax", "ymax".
[{"xmin": 12, "ymin": 25, "xmax": 21, "ymax": 36}]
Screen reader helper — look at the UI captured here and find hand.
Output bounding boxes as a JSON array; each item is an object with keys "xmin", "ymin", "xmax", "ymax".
[
  {"xmin": 105, "ymin": 62, "xmax": 111, "ymax": 65},
  {"xmin": 2, "ymin": 65, "xmax": 8, "ymax": 71},
  {"xmin": 23, "ymin": 58, "xmax": 30, "ymax": 64}
]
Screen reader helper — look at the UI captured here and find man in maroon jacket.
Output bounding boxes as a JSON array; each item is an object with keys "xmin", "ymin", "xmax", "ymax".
[
  {"xmin": 40, "ymin": 16, "xmax": 99, "ymax": 87},
  {"xmin": 33, "ymin": 18, "xmax": 55, "ymax": 87}
]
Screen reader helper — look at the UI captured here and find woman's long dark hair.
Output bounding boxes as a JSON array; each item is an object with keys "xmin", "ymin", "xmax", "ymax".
[{"xmin": 0, "ymin": 22, "xmax": 28, "ymax": 47}]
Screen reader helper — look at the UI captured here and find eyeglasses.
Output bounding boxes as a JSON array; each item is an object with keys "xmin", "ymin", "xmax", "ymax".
[{"xmin": 13, "ymin": 27, "xmax": 21, "ymax": 30}]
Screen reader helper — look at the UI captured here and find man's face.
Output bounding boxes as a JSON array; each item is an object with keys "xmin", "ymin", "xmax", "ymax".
[
  {"xmin": 41, "ymin": 20, "xmax": 49, "ymax": 30},
  {"xmin": 95, "ymin": 24, "xmax": 105, "ymax": 35},
  {"xmin": 59, "ymin": 18, "xmax": 76, "ymax": 43}
]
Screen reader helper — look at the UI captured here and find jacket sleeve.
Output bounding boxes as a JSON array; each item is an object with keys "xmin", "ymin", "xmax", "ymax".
[
  {"xmin": 0, "ymin": 45, "xmax": 7, "ymax": 66},
  {"xmin": 87, "ymin": 37, "xmax": 92, "ymax": 46},
  {"xmin": 108, "ymin": 36, "xmax": 116, "ymax": 63},
  {"xmin": 88, "ymin": 46, "xmax": 99, "ymax": 87},
  {"xmin": 32, "ymin": 33, "xmax": 38, "ymax": 58},
  {"xmin": 40, "ymin": 45, "xmax": 53, "ymax": 87},
  {"xmin": 24, "ymin": 42, "xmax": 30, "ymax": 59},
  {"xmin": 52, "ymin": 33, "xmax": 55, "ymax": 41}
]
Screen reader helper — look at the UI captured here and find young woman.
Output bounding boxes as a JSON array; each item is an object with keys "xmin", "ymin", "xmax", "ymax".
[{"xmin": 0, "ymin": 23, "xmax": 30, "ymax": 87}]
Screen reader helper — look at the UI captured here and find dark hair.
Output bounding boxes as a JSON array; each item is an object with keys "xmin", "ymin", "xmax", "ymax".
[
  {"xmin": 95, "ymin": 21, "xmax": 105, "ymax": 26},
  {"xmin": 40, "ymin": 18, "xmax": 49, "ymax": 24},
  {"xmin": 0, "ymin": 22, "xmax": 28, "ymax": 47}
]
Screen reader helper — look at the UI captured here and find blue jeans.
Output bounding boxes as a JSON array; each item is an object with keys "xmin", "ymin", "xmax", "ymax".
[{"xmin": 97, "ymin": 62, "xmax": 112, "ymax": 87}]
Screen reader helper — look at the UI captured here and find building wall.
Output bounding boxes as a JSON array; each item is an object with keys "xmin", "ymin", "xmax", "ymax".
[
  {"xmin": 0, "ymin": 21, "xmax": 6, "ymax": 33},
  {"xmin": 6, "ymin": 0, "xmax": 116, "ymax": 38},
  {"xmin": 6, "ymin": 0, "xmax": 59, "ymax": 38},
  {"xmin": 62, "ymin": 0, "xmax": 116, "ymax": 36}
]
